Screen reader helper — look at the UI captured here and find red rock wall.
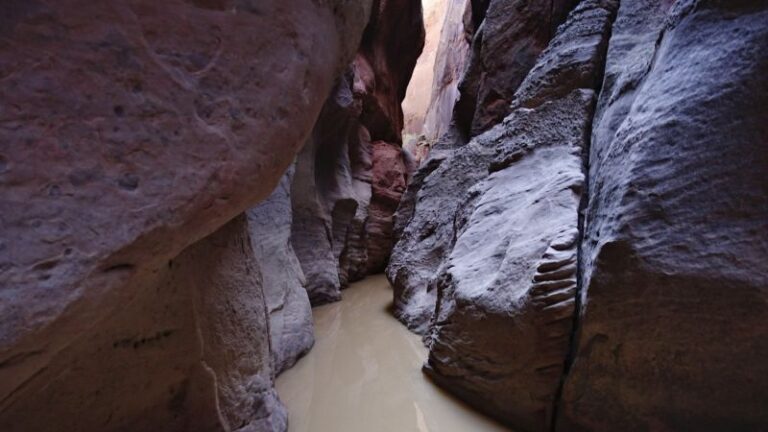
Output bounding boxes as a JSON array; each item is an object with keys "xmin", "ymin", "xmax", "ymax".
[
  {"xmin": 366, "ymin": 142, "xmax": 410, "ymax": 273},
  {"xmin": 289, "ymin": 0, "xmax": 425, "ymax": 300}
]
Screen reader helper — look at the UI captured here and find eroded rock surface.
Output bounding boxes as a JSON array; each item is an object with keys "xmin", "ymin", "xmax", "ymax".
[
  {"xmin": 0, "ymin": 216, "xmax": 288, "ymax": 431},
  {"xmin": 392, "ymin": 0, "xmax": 768, "ymax": 431},
  {"xmin": 247, "ymin": 167, "xmax": 314, "ymax": 375},
  {"xmin": 453, "ymin": 0, "xmax": 576, "ymax": 138},
  {"xmin": 0, "ymin": 0, "xmax": 372, "ymax": 429},
  {"xmin": 366, "ymin": 141, "xmax": 410, "ymax": 273},
  {"xmin": 558, "ymin": 2, "xmax": 768, "ymax": 430},
  {"xmin": 291, "ymin": 73, "xmax": 363, "ymax": 305},
  {"xmin": 422, "ymin": 4, "xmax": 616, "ymax": 429}
]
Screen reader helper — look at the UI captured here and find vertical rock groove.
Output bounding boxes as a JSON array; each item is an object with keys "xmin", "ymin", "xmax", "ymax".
[{"xmin": 549, "ymin": 2, "xmax": 619, "ymax": 430}]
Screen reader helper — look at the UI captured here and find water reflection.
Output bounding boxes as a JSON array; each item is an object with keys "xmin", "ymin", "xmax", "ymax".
[{"xmin": 276, "ymin": 274, "xmax": 509, "ymax": 432}]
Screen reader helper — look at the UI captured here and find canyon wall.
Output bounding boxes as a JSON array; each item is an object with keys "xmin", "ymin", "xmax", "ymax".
[
  {"xmin": 0, "ymin": 0, "xmax": 377, "ymax": 430},
  {"xmin": 3, "ymin": 0, "xmax": 423, "ymax": 426},
  {"xmin": 402, "ymin": 0, "xmax": 450, "ymax": 142},
  {"xmin": 558, "ymin": 1, "xmax": 768, "ymax": 430},
  {"xmin": 290, "ymin": 0, "xmax": 425, "ymax": 302},
  {"xmin": 390, "ymin": 0, "xmax": 768, "ymax": 431},
  {"xmin": 388, "ymin": 0, "xmax": 576, "ymax": 334},
  {"xmin": 420, "ymin": 0, "xmax": 472, "ymax": 145}
]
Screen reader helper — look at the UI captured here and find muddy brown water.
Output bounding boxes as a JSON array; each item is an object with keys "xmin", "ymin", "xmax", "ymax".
[{"xmin": 276, "ymin": 274, "xmax": 509, "ymax": 432}]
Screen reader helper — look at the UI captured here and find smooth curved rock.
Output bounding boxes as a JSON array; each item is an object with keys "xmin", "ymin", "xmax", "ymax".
[
  {"xmin": 0, "ymin": 0, "xmax": 372, "ymax": 429},
  {"xmin": 247, "ymin": 167, "xmax": 314, "ymax": 375},
  {"xmin": 0, "ymin": 216, "xmax": 288, "ymax": 431},
  {"xmin": 559, "ymin": 2, "xmax": 768, "ymax": 430},
  {"xmin": 420, "ymin": 0, "xmax": 472, "ymax": 144},
  {"xmin": 291, "ymin": 0, "xmax": 424, "ymax": 299},
  {"xmin": 291, "ymin": 73, "xmax": 363, "ymax": 305}
]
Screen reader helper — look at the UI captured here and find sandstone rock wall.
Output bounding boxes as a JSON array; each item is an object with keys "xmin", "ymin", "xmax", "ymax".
[
  {"xmin": 388, "ymin": 0, "xmax": 578, "ymax": 336},
  {"xmin": 0, "ymin": 0, "xmax": 373, "ymax": 430},
  {"xmin": 390, "ymin": 0, "xmax": 768, "ymax": 431},
  {"xmin": 1, "ymin": 216, "xmax": 288, "ymax": 431},
  {"xmin": 287, "ymin": 0, "xmax": 425, "ymax": 304},
  {"xmin": 558, "ymin": 1, "xmax": 768, "ymax": 430},
  {"xmin": 423, "ymin": 3, "xmax": 616, "ymax": 429},
  {"xmin": 420, "ymin": 0, "xmax": 472, "ymax": 143},
  {"xmin": 452, "ymin": 0, "xmax": 576, "ymax": 140},
  {"xmin": 291, "ymin": 72, "xmax": 364, "ymax": 305},
  {"xmin": 402, "ymin": 0, "xmax": 450, "ymax": 141},
  {"xmin": 247, "ymin": 167, "xmax": 314, "ymax": 375},
  {"xmin": 365, "ymin": 141, "xmax": 410, "ymax": 273}
]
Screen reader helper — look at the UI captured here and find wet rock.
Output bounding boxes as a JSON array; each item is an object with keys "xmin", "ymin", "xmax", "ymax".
[
  {"xmin": 247, "ymin": 167, "xmax": 314, "ymax": 375},
  {"xmin": 558, "ymin": 2, "xmax": 768, "ymax": 430},
  {"xmin": 0, "ymin": 0, "xmax": 372, "ymax": 429}
]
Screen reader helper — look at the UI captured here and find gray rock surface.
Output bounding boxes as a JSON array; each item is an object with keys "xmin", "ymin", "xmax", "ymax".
[
  {"xmin": 558, "ymin": 2, "xmax": 768, "ymax": 430},
  {"xmin": 387, "ymin": 139, "xmax": 497, "ymax": 334},
  {"xmin": 0, "ymin": 216, "xmax": 288, "ymax": 431},
  {"xmin": 453, "ymin": 0, "xmax": 576, "ymax": 139},
  {"xmin": 291, "ymin": 73, "xmax": 362, "ymax": 305},
  {"xmin": 247, "ymin": 167, "xmax": 314, "ymax": 375},
  {"xmin": 339, "ymin": 126, "xmax": 374, "ymax": 285},
  {"xmin": 423, "ymin": 3, "xmax": 616, "ymax": 430}
]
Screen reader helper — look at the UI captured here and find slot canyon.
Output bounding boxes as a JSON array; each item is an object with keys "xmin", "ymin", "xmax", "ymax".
[{"xmin": 0, "ymin": 0, "xmax": 766, "ymax": 431}]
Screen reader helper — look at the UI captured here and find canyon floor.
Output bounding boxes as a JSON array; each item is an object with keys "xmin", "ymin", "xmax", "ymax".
[{"xmin": 276, "ymin": 275, "xmax": 509, "ymax": 432}]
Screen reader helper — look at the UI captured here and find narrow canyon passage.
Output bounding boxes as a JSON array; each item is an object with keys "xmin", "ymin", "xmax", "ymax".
[
  {"xmin": 276, "ymin": 275, "xmax": 508, "ymax": 432},
  {"xmin": 1, "ymin": 0, "xmax": 766, "ymax": 431}
]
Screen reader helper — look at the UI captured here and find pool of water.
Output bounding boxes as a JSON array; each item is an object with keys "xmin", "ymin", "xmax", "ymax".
[{"xmin": 276, "ymin": 274, "xmax": 509, "ymax": 432}]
